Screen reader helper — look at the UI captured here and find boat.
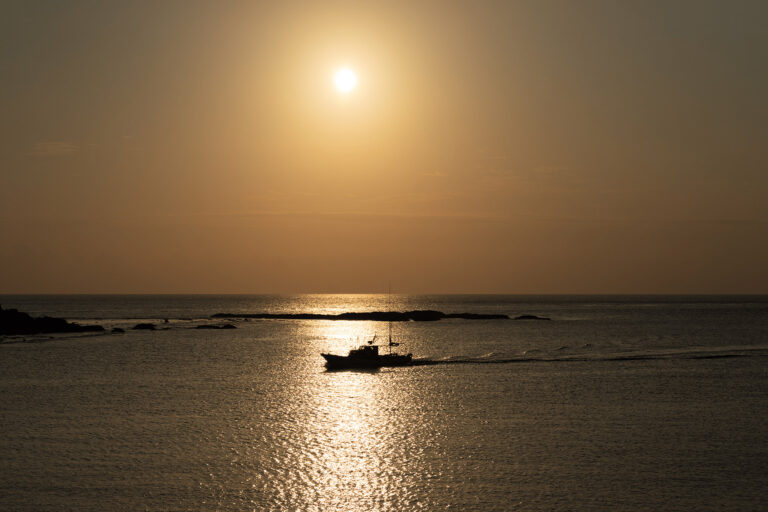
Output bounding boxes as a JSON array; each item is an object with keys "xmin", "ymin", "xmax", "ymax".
[
  {"xmin": 321, "ymin": 294, "xmax": 413, "ymax": 369},
  {"xmin": 321, "ymin": 335, "xmax": 413, "ymax": 369}
]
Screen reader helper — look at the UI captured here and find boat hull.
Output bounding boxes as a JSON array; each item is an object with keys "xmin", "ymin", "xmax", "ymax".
[{"xmin": 321, "ymin": 352, "xmax": 413, "ymax": 369}]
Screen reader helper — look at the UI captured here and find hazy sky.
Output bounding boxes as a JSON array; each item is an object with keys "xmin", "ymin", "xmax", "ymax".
[{"xmin": 1, "ymin": 1, "xmax": 767, "ymax": 293}]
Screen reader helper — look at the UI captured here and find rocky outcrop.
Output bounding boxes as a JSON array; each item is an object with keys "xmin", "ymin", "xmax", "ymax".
[
  {"xmin": 0, "ymin": 305, "xmax": 104, "ymax": 335},
  {"xmin": 212, "ymin": 310, "xmax": 510, "ymax": 321},
  {"xmin": 514, "ymin": 314, "xmax": 551, "ymax": 320}
]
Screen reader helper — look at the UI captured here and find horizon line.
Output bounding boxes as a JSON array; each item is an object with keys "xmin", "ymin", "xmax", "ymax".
[{"xmin": 2, "ymin": 292, "xmax": 767, "ymax": 297}]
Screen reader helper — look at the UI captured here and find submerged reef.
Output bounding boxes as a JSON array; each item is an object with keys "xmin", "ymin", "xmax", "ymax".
[
  {"xmin": 212, "ymin": 310, "xmax": 510, "ymax": 321},
  {"xmin": 0, "ymin": 305, "xmax": 104, "ymax": 335}
]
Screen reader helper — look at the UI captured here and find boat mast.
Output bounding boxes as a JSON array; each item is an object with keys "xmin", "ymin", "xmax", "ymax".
[{"xmin": 388, "ymin": 283, "xmax": 393, "ymax": 354}]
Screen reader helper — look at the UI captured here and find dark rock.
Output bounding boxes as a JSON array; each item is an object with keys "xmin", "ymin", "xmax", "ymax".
[
  {"xmin": 196, "ymin": 324, "xmax": 237, "ymax": 330},
  {"xmin": 111, "ymin": 327, "xmax": 125, "ymax": 333},
  {"xmin": 132, "ymin": 323, "xmax": 156, "ymax": 330},
  {"xmin": 0, "ymin": 305, "xmax": 104, "ymax": 335},
  {"xmin": 445, "ymin": 312, "xmax": 510, "ymax": 320},
  {"xmin": 514, "ymin": 314, "xmax": 551, "ymax": 320},
  {"xmin": 212, "ymin": 310, "xmax": 510, "ymax": 322}
]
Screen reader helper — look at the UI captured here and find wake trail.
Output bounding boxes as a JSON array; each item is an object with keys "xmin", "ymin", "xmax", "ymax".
[{"xmin": 412, "ymin": 346, "xmax": 768, "ymax": 366}]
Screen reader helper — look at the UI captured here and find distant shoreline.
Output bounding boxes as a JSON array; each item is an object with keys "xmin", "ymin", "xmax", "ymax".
[{"xmin": 212, "ymin": 310, "xmax": 513, "ymax": 321}]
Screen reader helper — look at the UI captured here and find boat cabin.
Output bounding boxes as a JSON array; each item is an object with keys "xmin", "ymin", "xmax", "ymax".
[{"xmin": 350, "ymin": 344, "xmax": 379, "ymax": 357}]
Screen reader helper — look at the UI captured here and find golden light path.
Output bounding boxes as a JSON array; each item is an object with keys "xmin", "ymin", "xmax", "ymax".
[{"xmin": 287, "ymin": 320, "xmax": 424, "ymax": 510}]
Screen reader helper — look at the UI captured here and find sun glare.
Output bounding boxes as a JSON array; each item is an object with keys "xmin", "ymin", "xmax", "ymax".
[{"xmin": 333, "ymin": 67, "xmax": 358, "ymax": 94}]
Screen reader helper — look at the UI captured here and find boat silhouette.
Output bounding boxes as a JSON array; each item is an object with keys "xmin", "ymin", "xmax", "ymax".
[
  {"xmin": 322, "ymin": 291, "xmax": 413, "ymax": 369},
  {"xmin": 321, "ymin": 334, "xmax": 413, "ymax": 369}
]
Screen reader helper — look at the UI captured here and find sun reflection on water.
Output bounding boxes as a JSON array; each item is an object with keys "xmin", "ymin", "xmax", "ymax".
[
  {"xmin": 313, "ymin": 373, "xmax": 388, "ymax": 508},
  {"xmin": 267, "ymin": 321, "xmax": 423, "ymax": 510}
]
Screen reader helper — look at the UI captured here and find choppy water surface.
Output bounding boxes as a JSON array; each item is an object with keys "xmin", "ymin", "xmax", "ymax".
[{"xmin": 1, "ymin": 295, "xmax": 767, "ymax": 510}]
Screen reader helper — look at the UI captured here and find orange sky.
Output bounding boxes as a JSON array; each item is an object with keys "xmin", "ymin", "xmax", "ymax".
[{"xmin": 1, "ymin": 1, "xmax": 767, "ymax": 293}]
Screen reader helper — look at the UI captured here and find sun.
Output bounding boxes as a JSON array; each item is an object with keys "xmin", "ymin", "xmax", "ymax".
[{"xmin": 333, "ymin": 67, "xmax": 358, "ymax": 94}]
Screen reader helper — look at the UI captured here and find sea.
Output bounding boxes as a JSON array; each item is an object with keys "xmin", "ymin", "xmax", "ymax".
[{"xmin": 1, "ymin": 294, "xmax": 767, "ymax": 511}]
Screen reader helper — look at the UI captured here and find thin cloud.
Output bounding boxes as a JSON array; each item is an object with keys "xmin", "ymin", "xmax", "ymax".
[
  {"xmin": 29, "ymin": 141, "xmax": 79, "ymax": 156},
  {"xmin": 422, "ymin": 170, "xmax": 448, "ymax": 178},
  {"xmin": 191, "ymin": 210, "xmax": 502, "ymax": 222}
]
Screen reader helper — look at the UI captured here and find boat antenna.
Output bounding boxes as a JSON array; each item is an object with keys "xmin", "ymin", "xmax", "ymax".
[{"xmin": 388, "ymin": 282, "xmax": 393, "ymax": 354}]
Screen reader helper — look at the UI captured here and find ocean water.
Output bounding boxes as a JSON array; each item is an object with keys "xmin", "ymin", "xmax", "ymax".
[{"xmin": 1, "ymin": 295, "xmax": 767, "ymax": 511}]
